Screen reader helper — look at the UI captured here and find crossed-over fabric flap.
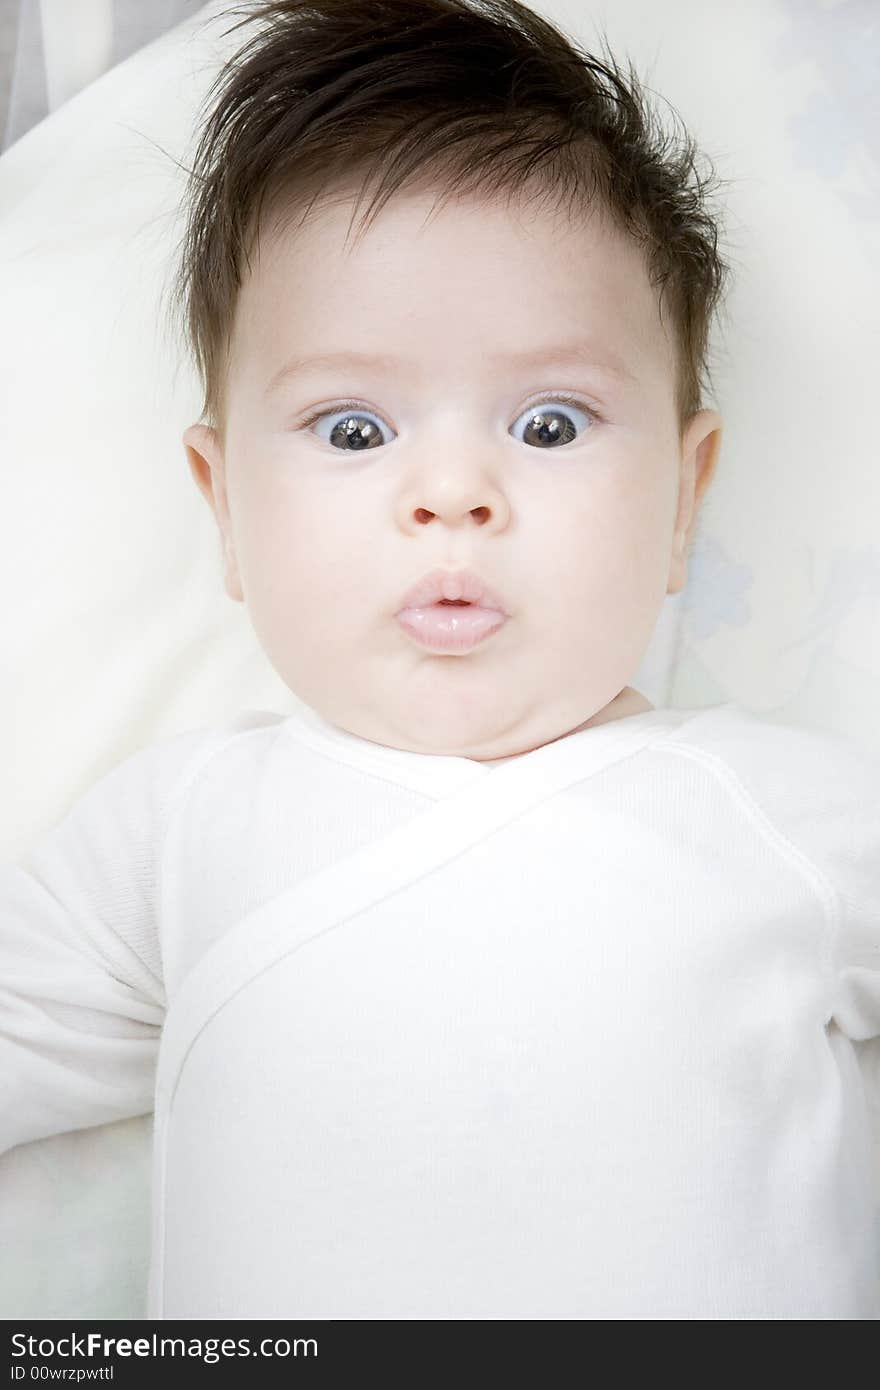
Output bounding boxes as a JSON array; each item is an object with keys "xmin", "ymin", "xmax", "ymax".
[{"xmin": 147, "ymin": 707, "xmax": 685, "ymax": 1317}]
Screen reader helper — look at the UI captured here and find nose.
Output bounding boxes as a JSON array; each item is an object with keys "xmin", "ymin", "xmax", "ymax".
[{"xmin": 397, "ymin": 469, "xmax": 511, "ymax": 533}]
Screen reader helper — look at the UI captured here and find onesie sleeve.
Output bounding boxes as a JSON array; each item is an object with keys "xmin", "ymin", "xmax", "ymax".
[
  {"xmin": 683, "ymin": 707, "xmax": 880, "ymax": 1046},
  {"xmin": 0, "ymin": 724, "xmax": 234, "ymax": 1156},
  {"xmin": 824, "ymin": 743, "xmax": 880, "ymax": 1048},
  {"xmin": 766, "ymin": 721, "xmax": 880, "ymax": 1048}
]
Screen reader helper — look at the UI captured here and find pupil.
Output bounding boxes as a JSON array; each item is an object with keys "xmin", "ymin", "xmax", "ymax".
[
  {"xmin": 524, "ymin": 409, "xmax": 575, "ymax": 448},
  {"xmin": 330, "ymin": 416, "xmax": 378, "ymax": 450}
]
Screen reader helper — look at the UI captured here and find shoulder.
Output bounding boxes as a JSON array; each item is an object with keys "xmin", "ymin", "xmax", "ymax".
[
  {"xmin": 657, "ymin": 701, "xmax": 879, "ymax": 914},
  {"xmin": 109, "ymin": 707, "xmax": 286, "ymax": 790},
  {"xmin": 22, "ymin": 709, "xmax": 289, "ymax": 874},
  {"xmin": 658, "ymin": 700, "xmax": 879, "ymax": 811},
  {"xmin": 139, "ymin": 708, "xmax": 288, "ymax": 802}
]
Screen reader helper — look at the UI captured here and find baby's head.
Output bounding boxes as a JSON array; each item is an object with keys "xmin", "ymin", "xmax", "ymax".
[{"xmin": 170, "ymin": 0, "xmax": 730, "ymax": 760}]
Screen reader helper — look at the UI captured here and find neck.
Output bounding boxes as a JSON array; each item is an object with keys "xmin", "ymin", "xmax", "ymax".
[{"xmin": 480, "ymin": 686, "xmax": 654, "ymax": 764}]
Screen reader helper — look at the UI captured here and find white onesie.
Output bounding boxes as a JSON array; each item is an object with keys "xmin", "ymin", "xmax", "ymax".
[{"xmin": 2, "ymin": 699, "xmax": 879, "ymax": 1318}]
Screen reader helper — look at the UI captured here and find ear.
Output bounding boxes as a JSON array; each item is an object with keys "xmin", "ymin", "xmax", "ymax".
[
  {"xmin": 183, "ymin": 423, "xmax": 244, "ymax": 603},
  {"xmin": 667, "ymin": 409, "xmax": 723, "ymax": 596}
]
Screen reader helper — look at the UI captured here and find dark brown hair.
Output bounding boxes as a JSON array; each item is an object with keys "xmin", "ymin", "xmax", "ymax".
[{"xmin": 168, "ymin": 0, "xmax": 732, "ymax": 443}]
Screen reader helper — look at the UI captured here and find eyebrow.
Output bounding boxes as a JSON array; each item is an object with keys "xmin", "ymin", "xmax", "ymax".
[{"xmin": 264, "ymin": 341, "xmax": 638, "ymax": 398}]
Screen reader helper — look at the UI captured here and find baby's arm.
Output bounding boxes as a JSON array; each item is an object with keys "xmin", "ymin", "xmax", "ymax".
[{"xmin": 0, "ymin": 728, "xmax": 227, "ymax": 1156}]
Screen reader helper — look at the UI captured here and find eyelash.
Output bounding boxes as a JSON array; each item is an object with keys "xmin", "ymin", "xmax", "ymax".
[{"xmin": 296, "ymin": 390, "xmax": 603, "ymax": 436}]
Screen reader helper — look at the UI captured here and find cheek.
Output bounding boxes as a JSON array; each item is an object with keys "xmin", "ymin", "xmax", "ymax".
[
  {"xmin": 234, "ymin": 479, "xmax": 370, "ymax": 615},
  {"xmin": 552, "ymin": 468, "xmax": 671, "ymax": 575},
  {"xmin": 534, "ymin": 470, "xmax": 673, "ymax": 644}
]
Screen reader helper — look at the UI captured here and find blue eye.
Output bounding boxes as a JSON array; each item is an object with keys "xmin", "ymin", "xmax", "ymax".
[
  {"xmin": 297, "ymin": 392, "xmax": 601, "ymax": 452},
  {"xmin": 510, "ymin": 393, "xmax": 599, "ymax": 449},
  {"xmin": 299, "ymin": 401, "xmax": 391, "ymax": 452}
]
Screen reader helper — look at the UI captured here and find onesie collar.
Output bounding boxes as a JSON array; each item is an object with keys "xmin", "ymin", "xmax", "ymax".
[{"xmin": 280, "ymin": 698, "xmax": 710, "ymax": 800}]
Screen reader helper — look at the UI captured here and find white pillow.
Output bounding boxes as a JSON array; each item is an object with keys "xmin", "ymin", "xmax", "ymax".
[
  {"xmin": 1, "ymin": 0, "xmax": 876, "ymax": 1319},
  {"xmin": 1, "ymin": 0, "xmax": 296, "ymax": 866}
]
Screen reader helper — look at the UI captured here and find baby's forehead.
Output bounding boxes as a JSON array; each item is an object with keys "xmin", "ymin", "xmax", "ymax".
[
  {"xmin": 260, "ymin": 182, "xmax": 635, "ymax": 271},
  {"xmin": 238, "ymin": 191, "xmax": 672, "ymax": 392}
]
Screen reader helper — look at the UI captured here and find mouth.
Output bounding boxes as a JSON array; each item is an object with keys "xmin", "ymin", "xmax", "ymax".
[
  {"xmin": 395, "ymin": 598, "xmax": 507, "ymax": 654},
  {"xmin": 394, "ymin": 566, "xmax": 509, "ymax": 654}
]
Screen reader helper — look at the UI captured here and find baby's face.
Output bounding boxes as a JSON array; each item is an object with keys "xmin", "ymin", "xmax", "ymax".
[{"xmin": 185, "ymin": 188, "xmax": 721, "ymax": 760}]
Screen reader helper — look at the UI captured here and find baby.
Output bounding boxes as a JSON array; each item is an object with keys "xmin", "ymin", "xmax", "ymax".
[{"xmin": 3, "ymin": 0, "xmax": 879, "ymax": 1320}]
